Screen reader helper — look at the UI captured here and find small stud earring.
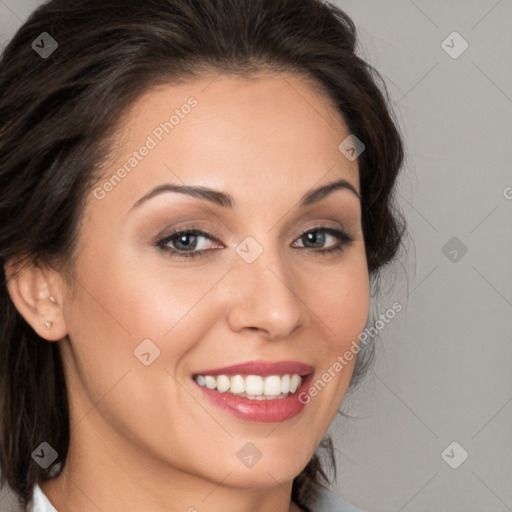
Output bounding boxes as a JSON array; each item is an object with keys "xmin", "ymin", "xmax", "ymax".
[
  {"xmin": 49, "ymin": 296, "xmax": 56, "ymax": 303},
  {"xmin": 45, "ymin": 320, "xmax": 52, "ymax": 329}
]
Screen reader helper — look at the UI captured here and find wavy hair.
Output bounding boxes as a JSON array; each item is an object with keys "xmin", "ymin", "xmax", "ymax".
[{"xmin": 0, "ymin": 0, "xmax": 405, "ymax": 510}]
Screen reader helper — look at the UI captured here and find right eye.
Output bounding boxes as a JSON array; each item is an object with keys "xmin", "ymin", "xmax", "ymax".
[{"xmin": 156, "ymin": 228, "xmax": 223, "ymax": 260}]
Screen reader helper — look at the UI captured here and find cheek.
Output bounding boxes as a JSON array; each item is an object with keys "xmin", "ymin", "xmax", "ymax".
[
  {"xmin": 65, "ymin": 244, "xmax": 228, "ymax": 371},
  {"xmin": 287, "ymin": 253, "xmax": 369, "ymax": 444},
  {"xmin": 308, "ymin": 254, "xmax": 370, "ymax": 351}
]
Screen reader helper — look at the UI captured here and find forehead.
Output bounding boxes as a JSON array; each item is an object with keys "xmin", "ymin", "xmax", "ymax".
[{"xmin": 91, "ymin": 72, "xmax": 359, "ymax": 213}]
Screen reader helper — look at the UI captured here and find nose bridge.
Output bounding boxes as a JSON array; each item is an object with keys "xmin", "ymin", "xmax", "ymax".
[{"xmin": 226, "ymin": 235, "xmax": 305, "ymax": 338}]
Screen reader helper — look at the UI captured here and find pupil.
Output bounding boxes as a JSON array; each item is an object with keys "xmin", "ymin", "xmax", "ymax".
[
  {"xmin": 306, "ymin": 231, "xmax": 324, "ymax": 248},
  {"xmin": 178, "ymin": 234, "xmax": 196, "ymax": 249}
]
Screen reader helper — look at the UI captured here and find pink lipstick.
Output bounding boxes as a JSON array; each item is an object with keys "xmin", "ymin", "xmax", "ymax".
[{"xmin": 191, "ymin": 360, "xmax": 314, "ymax": 423}]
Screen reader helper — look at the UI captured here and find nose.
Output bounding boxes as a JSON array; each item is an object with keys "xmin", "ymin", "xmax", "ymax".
[{"xmin": 225, "ymin": 247, "xmax": 306, "ymax": 341}]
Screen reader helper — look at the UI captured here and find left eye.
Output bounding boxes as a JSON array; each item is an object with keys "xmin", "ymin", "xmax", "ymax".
[
  {"xmin": 293, "ymin": 227, "xmax": 352, "ymax": 251},
  {"xmin": 156, "ymin": 226, "xmax": 354, "ymax": 260}
]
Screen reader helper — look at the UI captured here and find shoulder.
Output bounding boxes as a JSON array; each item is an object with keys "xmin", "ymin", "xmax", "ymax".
[{"xmin": 308, "ymin": 486, "xmax": 366, "ymax": 512}]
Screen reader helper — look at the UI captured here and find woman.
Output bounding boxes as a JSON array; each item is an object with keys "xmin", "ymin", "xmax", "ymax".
[{"xmin": 0, "ymin": 0, "xmax": 405, "ymax": 511}]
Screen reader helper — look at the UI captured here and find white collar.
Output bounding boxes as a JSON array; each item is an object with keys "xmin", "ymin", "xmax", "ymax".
[
  {"xmin": 29, "ymin": 481, "xmax": 364, "ymax": 512},
  {"xmin": 30, "ymin": 484, "xmax": 58, "ymax": 512}
]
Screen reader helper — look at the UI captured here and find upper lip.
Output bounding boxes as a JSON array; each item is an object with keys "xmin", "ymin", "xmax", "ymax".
[{"xmin": 192, "ymin": 360, "xmax": 314, "ymax": 377}]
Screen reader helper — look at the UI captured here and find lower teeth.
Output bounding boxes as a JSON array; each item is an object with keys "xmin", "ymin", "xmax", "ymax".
[{"xmin": 223, "ymin": 391, "xmax": 291, "ymax": 400}]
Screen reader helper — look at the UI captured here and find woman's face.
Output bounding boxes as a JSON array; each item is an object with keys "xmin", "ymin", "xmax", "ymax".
[{"xmin": 56, "ymin": 72, "xmax": 370, "ymax": 492}]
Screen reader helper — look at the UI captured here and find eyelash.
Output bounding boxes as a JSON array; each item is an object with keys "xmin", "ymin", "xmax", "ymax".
[{"xmin": 155, "ymin": 226, "xmax": 355, "ymax": 260}]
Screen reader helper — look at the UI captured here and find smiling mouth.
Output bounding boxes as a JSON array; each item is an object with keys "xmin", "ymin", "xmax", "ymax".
[
  {"xmin": 192, "ymin": 373, "xmax": 306, "ymax": 400},
  {"xmin": 191, "ymin": 363, "xmax": 315, "ymax": 423}
]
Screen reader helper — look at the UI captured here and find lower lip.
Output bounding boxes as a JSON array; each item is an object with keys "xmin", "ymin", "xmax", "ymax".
[{"xmin": 192, "ymin": 374, "xmax": 314, "ymax": 423}]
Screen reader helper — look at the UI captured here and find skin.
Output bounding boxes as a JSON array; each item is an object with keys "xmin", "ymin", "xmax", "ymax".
[{"xmin": 6, "ymin": 72, "xmax": 370, "ymax": 512}]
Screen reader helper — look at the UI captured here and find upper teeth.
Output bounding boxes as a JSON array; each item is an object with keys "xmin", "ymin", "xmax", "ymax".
[{"xmin": 194, "ymin": 374, "xmax": 303, "ymax": 397}]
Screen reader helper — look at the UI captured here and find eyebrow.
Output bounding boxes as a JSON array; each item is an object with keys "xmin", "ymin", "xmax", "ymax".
[{"xmin": 130, "ymin": 178, "xmax": 360, "ymax": 212}]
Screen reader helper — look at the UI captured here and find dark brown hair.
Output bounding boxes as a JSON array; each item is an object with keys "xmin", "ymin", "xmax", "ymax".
[{"xmin": 0, "ymin": 0, "xmax": 405, "ymax": 510}]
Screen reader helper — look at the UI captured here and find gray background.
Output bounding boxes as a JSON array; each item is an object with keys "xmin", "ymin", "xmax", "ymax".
[{"xmin": 1, "ymin": 1, "xmax": 511, "ymax": 511}]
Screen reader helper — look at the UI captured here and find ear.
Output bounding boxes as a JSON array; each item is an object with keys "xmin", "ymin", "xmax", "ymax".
[{"xmin": 4, "ymin": 258, "xmax": 68, "ymax": 342}]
